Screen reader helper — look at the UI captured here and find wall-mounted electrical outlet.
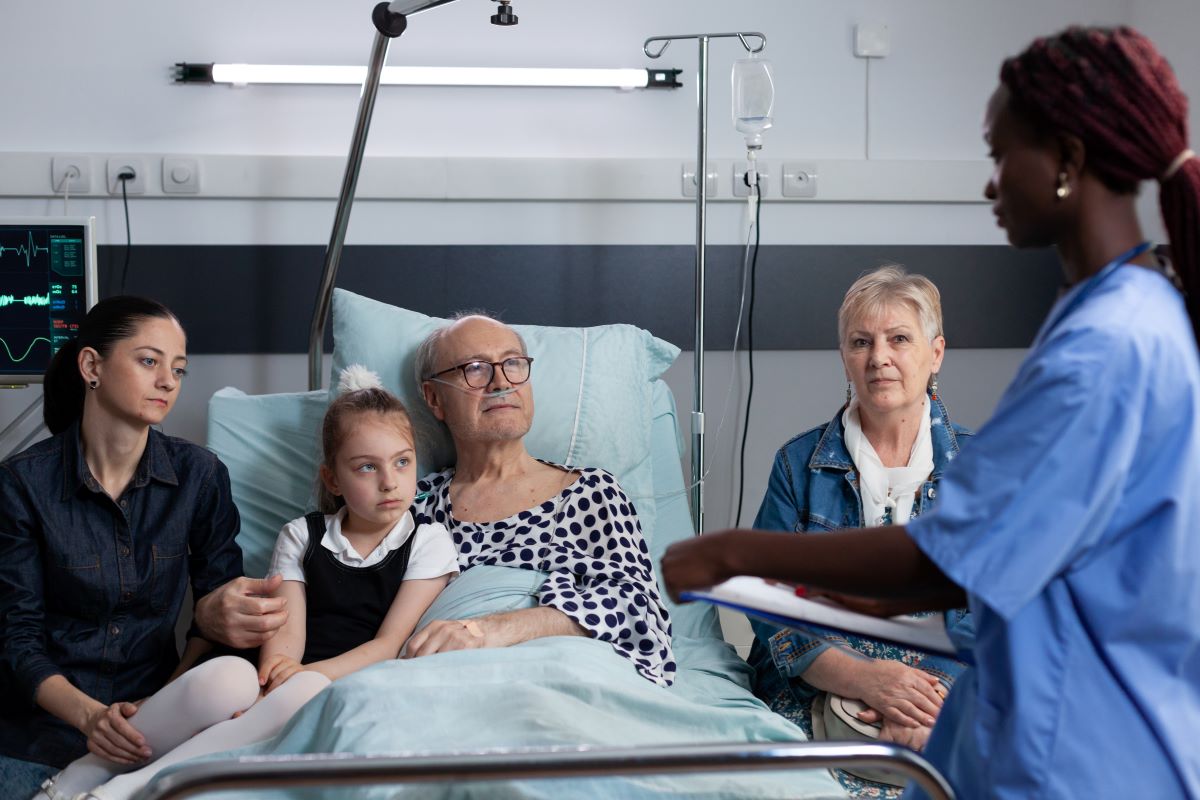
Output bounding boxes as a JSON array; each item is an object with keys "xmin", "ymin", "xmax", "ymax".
[
  {"xmin": 51, "ymin": 156, "xmax": 92, "ymax": 193},
  {"xmin": 681, "ymin": 163, "xmax": 719, "ymax": 197},
  {"xmin": 782, "ymin": 162, "xmax": 818, "ymax": 198},
  {"xmin": 107, "ymin": 157, "xmax": 147, "ymax": 195},
  {"xmin": 733, "ymin": 162, "xmax": 769, "ymax": 197},
  {"xmin": 854, "ymin": 23, "xmax": 891, "ymax": 58}
]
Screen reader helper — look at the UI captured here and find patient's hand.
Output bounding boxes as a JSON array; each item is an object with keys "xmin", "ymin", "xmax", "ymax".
[
  {"xmin": 405, "ymin": 608, "xmax": 586, "ymax": 658},
  {"xmin": 404, "ymin": 618, "xmax": 494, "ymax": 658}
]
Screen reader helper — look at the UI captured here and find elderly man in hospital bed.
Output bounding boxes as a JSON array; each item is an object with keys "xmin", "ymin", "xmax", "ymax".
[
  {"xmin": 188, "ymin": 291, "xmax": 851, "ymax": 799},
  {"xmin": 404, "ymin": 313, "xmax": 676, "ymax": 687}
]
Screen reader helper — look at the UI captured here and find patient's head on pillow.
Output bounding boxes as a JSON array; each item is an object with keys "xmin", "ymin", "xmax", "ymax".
[{"xmin": 415, "ymin": 312, "xmax": 537, "ymax": 448}]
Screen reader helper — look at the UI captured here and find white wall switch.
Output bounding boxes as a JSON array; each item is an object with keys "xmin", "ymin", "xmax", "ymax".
[{"xmin": 162, "ymin": 157, "xmax": 200, "ymax": 194}]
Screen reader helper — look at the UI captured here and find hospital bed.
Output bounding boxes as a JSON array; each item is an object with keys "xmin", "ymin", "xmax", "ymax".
[{"xmin": 135, "ymin": 290, "xmax": 954, "ymax": 799}]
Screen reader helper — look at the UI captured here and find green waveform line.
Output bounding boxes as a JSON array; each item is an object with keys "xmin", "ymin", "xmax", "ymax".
[
  {"xmin": 0, "ymin": 293, "xmax": 51, "ymax": 308},
  {"xmin": 0, "ymin": 232, "xmax": 50, "ymax": 267},
  {"xmin": 0, "ymin": 336, "xmax": 50, "ymax": 364}
]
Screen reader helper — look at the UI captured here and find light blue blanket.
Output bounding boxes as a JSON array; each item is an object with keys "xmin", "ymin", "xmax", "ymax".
[{"xmin": 181, "ymin": 566, "xmax": 846, "ymax": 799}]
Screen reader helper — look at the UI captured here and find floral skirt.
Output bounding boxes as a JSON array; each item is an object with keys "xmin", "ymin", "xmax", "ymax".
[{"xmin": 760, "ymin": 679, "xmax": 904, "ymax": 799}]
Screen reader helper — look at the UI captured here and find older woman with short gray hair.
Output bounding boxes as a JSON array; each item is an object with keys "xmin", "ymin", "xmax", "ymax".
[{"xmin": 748, "ymin": 266, "xmax": 973, "ymax": 795}]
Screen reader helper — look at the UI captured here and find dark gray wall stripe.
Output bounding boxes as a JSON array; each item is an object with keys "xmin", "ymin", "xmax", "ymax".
[{"xmin": 99, "ymin": 244, "xmax": 1062, "ymax": 354}]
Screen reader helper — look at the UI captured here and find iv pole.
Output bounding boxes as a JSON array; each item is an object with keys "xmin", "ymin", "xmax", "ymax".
[{"xmin": 643, "ymin": 32, "xmax": 765, "ymax": 535}]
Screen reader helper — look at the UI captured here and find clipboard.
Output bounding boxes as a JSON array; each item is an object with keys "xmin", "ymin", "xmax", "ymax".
[{"xmin": 682, "ymin": 576, "xmax": 966, "ymax": 660}]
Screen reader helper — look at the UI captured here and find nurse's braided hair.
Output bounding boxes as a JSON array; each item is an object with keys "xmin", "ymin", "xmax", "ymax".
[{"xmin": 1001, "ymin": 26, "xmax": 1200, "ymax": 347}]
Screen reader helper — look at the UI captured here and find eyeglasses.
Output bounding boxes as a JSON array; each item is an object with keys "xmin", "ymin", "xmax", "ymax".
[{"xmin": 427, "ymin": 356, "xmax": 534, "ymax": 389}]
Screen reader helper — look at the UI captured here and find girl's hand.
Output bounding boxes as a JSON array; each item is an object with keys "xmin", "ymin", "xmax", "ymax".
[
  {"xmin": 259, "ymin": 653, "xmax": 305, "ymax": 694},
  {"xmin": 82, "ymin": 701, "xmax": 151, "ymax": 765}
]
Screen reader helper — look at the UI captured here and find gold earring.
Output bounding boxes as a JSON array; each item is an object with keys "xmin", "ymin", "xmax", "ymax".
[{"xmin": 1055, "ymin": 171, "xmax": 1071, "ymax": 199}]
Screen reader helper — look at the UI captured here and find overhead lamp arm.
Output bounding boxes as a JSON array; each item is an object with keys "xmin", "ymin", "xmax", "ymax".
[{"xmin": 308, "ymin": 0, "xmax": 517, "ymax": 390}]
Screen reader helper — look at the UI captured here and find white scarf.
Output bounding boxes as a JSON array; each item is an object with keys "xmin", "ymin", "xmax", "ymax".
[{"xmin": 842, "ymin": 395, "xmax": 934, "ymax": 527}]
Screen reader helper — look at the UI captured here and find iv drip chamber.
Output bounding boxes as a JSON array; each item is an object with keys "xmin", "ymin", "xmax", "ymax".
[{"xmin": 732, "ymin": 55, "xmax": 775, "ymax": 150}]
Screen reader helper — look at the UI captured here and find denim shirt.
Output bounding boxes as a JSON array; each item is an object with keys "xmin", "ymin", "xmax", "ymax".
[
  {"xmin": 748, "ymin": 394, "xmax": 975, "ymax": 705},
  {"xmin": 0, "ymin": 423, "xmax": 242, "ymax": 768}
]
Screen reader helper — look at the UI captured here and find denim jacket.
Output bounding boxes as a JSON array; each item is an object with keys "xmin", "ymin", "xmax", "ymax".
[
  {"xmin": 748, "ymin": 394, "xmax": 974, "ymax": 705},
  {"xmin": 0, "ymin": 423, "xmax": 242, "ymax": 767}
]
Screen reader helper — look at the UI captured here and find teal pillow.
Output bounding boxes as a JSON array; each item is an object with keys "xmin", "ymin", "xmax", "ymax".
[
  {"xmin": 207, "ymin": 388, "xmax": 328, "ymax": 578},
  {"xmin": 207, "ymin": 290, "xmax": 682, "ymax": 578},
  {"xmin": 328, "ymin": 288, "xmax": 679, "ymax": 539}
]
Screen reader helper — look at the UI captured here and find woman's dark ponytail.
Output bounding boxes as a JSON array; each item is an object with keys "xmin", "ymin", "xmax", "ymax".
[
  {"xmin": 42, "ymin": 339, "xmax": 86, "ymax": 435},
  {"xmin": 42, "ymin": 296, "xmax": 179, "ymax": 434}
]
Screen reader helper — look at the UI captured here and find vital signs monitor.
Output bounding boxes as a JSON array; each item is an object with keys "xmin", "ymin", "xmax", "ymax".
[{"xmin": 0, "ymin": 217, "xmax": 98, "ymax": 384}]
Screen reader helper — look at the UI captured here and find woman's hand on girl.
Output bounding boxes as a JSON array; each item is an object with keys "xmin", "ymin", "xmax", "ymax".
[{"xmin": 83, "ymin": 700, "xmax": 151, "ymax": 765}]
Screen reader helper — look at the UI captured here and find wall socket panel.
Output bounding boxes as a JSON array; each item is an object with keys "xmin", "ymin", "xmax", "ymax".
[
  {"xmin": 108, "ymin": 157, "xmax": 147, "ymax": 194},
  {"xmin": 51, "ymin": 156, "xmax": 92, "ymax": 193},
  {"xmin": 782, "ymin": 162, "xmax": 819, "ymax": 198},
  {"xmin": 681, "ymin": 163, "xmax": 719, "ymax": 197},
  {"xmin": 733, "ymin": 162, "xmax": 769, "ymax": 197}
]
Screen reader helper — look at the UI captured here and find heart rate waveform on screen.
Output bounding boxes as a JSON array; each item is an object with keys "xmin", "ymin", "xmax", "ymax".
[
  {"xmin": 0, "ymin": 293, "xmax": 51, "ymax": 308},
  {"xmin": 0, "ymin": 335, "xmax": 51, "ymax": 365},
  {"xmin": 0, "ymin": 232, "xmax": 51, "ymax": 268}
]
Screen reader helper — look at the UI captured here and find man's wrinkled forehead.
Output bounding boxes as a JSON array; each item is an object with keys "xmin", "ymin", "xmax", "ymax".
[{"xmin": 439, "ymin": 316, "xmax": 524, "ymax": 364}]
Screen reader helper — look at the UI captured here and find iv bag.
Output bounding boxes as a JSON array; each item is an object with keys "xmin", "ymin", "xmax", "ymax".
[{"xmin": 732, "ymin": 55, "xmax": 775, "ymax": 150}]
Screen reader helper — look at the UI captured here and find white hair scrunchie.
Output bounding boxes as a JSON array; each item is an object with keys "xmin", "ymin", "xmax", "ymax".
[
  {"xmin": 1161, "ymin": 149, "xmax": 1195, "ymax": 182},
  {"xmin": 337, "ymin": 363, "xmax": 385, "ymax": 394}
]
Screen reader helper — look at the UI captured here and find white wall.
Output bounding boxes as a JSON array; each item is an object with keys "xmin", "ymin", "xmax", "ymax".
[{"xmin": 6, "ymin": 2, "xmax": 1198, "ymax": 655}]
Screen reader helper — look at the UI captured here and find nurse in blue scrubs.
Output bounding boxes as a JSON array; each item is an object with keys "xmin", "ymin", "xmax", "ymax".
[{"xmin": 662, "ymin": 26, "xmax": 1200, "ymax": 799}]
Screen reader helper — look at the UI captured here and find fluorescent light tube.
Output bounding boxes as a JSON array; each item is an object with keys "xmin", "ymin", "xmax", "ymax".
[{"xmin": 206, "ymin": 64, "xmax": 656, "ymax": 89}]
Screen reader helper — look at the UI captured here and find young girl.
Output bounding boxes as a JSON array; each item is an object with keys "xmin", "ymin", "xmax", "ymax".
[{"xmin": 38, "ymin": 366, "xmax": 457, "ymax": 800}]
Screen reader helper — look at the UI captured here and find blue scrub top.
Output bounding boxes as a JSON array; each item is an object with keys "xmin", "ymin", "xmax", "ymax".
[{"xmin": 905, "ymin": 265, "xmax": 1200, "ymax": 798}]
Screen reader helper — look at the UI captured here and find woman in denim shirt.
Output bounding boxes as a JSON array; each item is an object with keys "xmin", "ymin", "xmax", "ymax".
[
  {"xmin": 748, "ymin": 267, "xmax": 972, "ymax": 796},
  {"xmin": 0, "ymin": 298, "xmax": 248, "ymax": 798}
]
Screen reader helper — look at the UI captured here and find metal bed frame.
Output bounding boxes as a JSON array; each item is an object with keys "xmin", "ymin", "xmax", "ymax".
[{"xmin": 133, "ymin": 742, "xmax": 955, "ymax": 800}]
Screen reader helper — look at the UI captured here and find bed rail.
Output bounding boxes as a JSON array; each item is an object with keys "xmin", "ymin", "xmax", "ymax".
[{"xmin": 132, "ymin": 741, "xmax": 955, "ymax": 800}]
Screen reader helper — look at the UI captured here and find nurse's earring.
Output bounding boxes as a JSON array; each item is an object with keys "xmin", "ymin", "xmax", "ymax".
[
  {"xmin": 1055, "ymin": 171, "xmax": 1072, "ymax": 199},
  {"xmin": 929, "ymin": 373, "xmax": 939, "ymax": 401}
]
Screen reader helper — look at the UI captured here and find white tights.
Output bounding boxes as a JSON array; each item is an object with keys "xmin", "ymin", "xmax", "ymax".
[{"xmin": 50, "ymin": 656, "xmax": 331, "ymax": 800}]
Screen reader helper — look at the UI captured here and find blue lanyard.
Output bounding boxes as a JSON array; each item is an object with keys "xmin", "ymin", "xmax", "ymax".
[{"xmin": 1035, "ymin": 241, "xmax": 1153, "ymax": 347}]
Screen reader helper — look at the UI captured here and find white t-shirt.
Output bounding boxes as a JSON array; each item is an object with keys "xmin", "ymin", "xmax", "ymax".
[{"xmin": 269, "ymin": 507, "xmax": 458, "ymax": 583}]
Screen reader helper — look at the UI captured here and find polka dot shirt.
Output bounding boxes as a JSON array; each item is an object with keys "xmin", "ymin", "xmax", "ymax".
[{"xmin": 413, "ymin": 464, "xmax": 676, "ymax": 687}]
